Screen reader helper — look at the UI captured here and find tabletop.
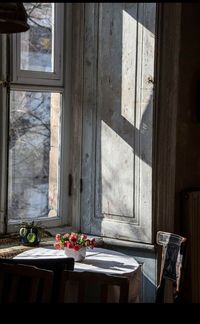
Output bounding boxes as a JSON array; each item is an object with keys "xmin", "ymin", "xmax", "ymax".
[{"xmin": 14, "ymin": 246, "xmax": 140, "ymax": 275}]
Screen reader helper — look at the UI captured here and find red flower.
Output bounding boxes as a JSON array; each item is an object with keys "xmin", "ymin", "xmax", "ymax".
[
  {"xmin": 55, "ymin": 234, "xmax": 61, "ymax": 241},
  {"xmin": 70, "ymin": 234, "xmax": 78, "ymax": 242},
  {"xmin": 91, "ymin": 238, "xmax": 96, "ymax": 245},
  {"xmin": 54, "ymin": 242, "xmax": 62, "ymax": 250},
  {"xmin": 74, "ymin": 244, "xmax": 81, "ymax": 251},
  {"xmin": 85, "ymin": 239, "xmax": 91, "ymax": 247},
  {"xmin": 67, "ymin": 242, "xmax": 74, "ymax": 249}
]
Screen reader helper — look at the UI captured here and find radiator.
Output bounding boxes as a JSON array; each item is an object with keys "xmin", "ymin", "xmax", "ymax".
[{"xmin": 182, "ymin": 190, "xmax": 200, "ymax": 303}]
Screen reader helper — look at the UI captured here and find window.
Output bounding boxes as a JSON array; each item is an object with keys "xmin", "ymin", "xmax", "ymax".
[
  {"xmin": 0, "ymin": 3, "xmax": 71, "ymax": 233},
  {"xmin": 12, "ymin": 3, "xmax": 64, "ymax": 85},
  {"xmin": 8, "ymin": 90, "xmax": 61, "ymax": 221},
  {"xmin": 0, "ymin": 3, "xmax": 157, "ymax": 244}
]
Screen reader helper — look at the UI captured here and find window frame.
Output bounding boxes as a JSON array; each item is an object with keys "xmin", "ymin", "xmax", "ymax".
[
  {"xmin": 11, "ymin": 3, "xmax": 64, "ymax": 87},
  {"xmin": 0, "ymin": 35, "xmax": 9, "ymax": 234},
  {"xmin": 0, "ymin": 2, "xmax": 182, "ymax": 240},
  {"xmin": 0, "ymin": 3, "xmax": 72, "ymax": 234}
]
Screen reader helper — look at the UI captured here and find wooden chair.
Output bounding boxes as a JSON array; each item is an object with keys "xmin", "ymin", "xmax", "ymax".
[
  {"xmin": 0, "ymin": 257, "xmax": 74, "ymax": 302},
  {"xmin": 58, "ymin": 270, "xmax": 130, "ymax": 303},
  {"xmin": 0, "ymin": 256, "xmax": 74, "ymax": 271},
  {"xmin": 0, "ymin": 263, "xmax": 54, "ymax": 303},
  {"xmin": 156, "ymin": 231, "xmax": 187, "ymax": 303}
]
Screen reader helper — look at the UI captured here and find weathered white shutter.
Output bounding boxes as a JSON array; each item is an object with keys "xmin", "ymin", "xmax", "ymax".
[{"xmin": 81, "ymin": 3, "xmax": 156, "ymax": 243}]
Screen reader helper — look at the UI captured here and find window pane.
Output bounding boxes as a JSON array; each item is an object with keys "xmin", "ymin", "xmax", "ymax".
[
  {"xmin": 8, "ymin": 91, "xmax": 61, "ymax": 221},
  {"xmin": 20, "ymin": 3, "xmax": 54, "ymax": 72}
]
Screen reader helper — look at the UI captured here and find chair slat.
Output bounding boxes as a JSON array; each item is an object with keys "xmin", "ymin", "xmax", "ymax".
[
  {"xmin": 0, "ymin": 271, "xmax": 5, "ymax": 303},
  {"xmin": 8, "ymin": 275, "xmax": 19, "ymax": 303},
  {"xmin": 28, "ymin": 278, "xmax": 40, "ymax": 303},
  {"xmin": 100, "ymin": 284, "xmax": 108, "ymax": 303},
  {"xmin": 77, "ymin": 281, "xmax": 85, "ymax": 303}
]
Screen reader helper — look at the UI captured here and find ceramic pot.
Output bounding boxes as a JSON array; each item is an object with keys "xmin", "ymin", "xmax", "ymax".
[{"xmin": 64, "ymin": 246, "xmax": 86, "ymax": 262}]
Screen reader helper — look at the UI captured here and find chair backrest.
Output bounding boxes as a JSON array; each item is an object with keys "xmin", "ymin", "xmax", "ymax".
[
  {"xmin": 0, "ymin": 257, "xmax": 74, "ymax": 271},
  {"xmin": 0, "ymin": 263, "xmax": 54, "ymax": 303},
  {"xmin": 156, "ymin": 231, "xmax": 187, "ymax": 303},
  {"xmin": 0, "ymin": 257, "xmax": 74, "ymax": 302},
  {"xmin": 58, "ymin": 270, "xmax": 130, "ymax": 303}
]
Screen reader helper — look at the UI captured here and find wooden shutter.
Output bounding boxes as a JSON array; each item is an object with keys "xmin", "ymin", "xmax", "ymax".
[{"xmin": 81, "ymin": 3, "xmax": 156, "ymax": 243}]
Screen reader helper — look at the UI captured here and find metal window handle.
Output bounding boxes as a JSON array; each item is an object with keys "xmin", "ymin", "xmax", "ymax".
[
  {"xmin": 0, "ymin": 80, "xmax": 9, "ymax": 87},
  {"xmin": 147, "ymin": 76, "xmax": 154, "ymax": 84}
]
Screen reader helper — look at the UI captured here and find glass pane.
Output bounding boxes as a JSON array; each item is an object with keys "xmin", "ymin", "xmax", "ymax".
[
  {"xmin": 20, "ymin": 3, "xmax": 54, "ymax": 72},
  {"xmin": 8, "ymin": 91, "xmax": 61, "ymax": 221}
]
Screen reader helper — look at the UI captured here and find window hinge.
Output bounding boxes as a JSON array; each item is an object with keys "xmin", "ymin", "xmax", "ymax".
[
  {"xmin": 68, "ymin": 174, "xmax": 73, "ymax": 196},
  {"xmin": 80, "ymin": 178, "xmax": 83, "ymax": 193}
]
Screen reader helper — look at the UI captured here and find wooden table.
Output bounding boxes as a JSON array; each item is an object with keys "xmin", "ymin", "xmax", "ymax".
[{"xmin": 14, "ymin": 246, "xmax": 141, "ymax": 302}]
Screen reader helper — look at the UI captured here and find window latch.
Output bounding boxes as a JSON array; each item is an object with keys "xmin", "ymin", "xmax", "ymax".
[{"xmin": 0, "ymin": 80, "xmax": 9, "ymax": 87}]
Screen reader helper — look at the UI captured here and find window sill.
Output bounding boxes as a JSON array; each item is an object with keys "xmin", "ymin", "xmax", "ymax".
[
  {"xmin": 2, "ymin": 228, "xmax": 156, "ymax": 253},
  {"xmin": 47, "ymin": 229, "xmax": 156, "ymax": 252},
  {"xmin": 87, "ymin": 235, "xmax": 156, "ymax": 253},
  {"xmin": 0, "ymin": 235, "xmax": 55, "ymax": 259}
]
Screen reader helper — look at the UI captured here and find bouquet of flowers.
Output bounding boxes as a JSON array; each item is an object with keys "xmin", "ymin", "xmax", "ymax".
[{"xmin": 54, "ymin": 232, "xmax": 96, "ymax": 251}]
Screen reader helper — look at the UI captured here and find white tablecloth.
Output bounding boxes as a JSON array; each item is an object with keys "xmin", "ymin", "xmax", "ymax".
[{"xmin": 14, "ymin": 247, "xmax": 141, "ymax": 302}]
